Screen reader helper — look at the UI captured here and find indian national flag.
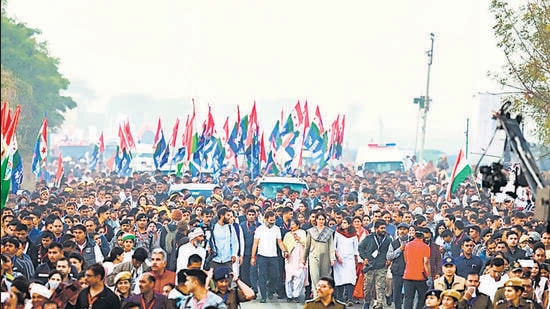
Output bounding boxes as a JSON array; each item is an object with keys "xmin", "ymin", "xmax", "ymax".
[{"xmin": 445, "ymin": 148, "xmax": 472, "ymax": 201}]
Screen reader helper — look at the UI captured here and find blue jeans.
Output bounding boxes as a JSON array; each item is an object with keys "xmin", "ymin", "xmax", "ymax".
[
  {"xmin": 335, "ymin": 284, "xmax": 354, "ymax": 303},
  {"xmin": 257, "ymin": 255, "xmax": 280, "ymax": 300},
  {"xmin": 240, "ymin": 255, "xmax": 258, "ymax": 293}
]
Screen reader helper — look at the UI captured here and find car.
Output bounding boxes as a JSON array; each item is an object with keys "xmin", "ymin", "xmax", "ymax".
[
  {"xmin": 169, "ymin": 183, "xmax": 217, "ymax": 200},
  {"xmin": 256, "ymin": 176, "xmax": 308, "ymax": 200}
]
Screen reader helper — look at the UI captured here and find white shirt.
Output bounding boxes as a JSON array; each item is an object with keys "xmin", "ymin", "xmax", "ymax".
[
  {"xmin": 478, "ymin": 273, "xmax": 507, "ymax": 301},
  {"xmin": 254, "ymin": 224, "xmax": 281, "ymax": 257},
  {"xmin": 176, "ymin": 242, "xmax": 206, "ymax": 273}
]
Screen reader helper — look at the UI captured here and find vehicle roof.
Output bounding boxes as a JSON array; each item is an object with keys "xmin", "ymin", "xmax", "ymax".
[
  {"xmin": 180, "ymin": 183, "xmax": 218, "ymax": 190},
  {"xmin": 355, "ymin": 145, "xmax": 404, "ymax": 163},
  {"xmin": 257, "ymin": 176, "xmax": 307, "ymax": 184}
]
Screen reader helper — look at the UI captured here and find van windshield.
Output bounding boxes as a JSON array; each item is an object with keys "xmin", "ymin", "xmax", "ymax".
[
  {"xmin": 260, "ymin": 182, "xmax": 308, "ymax": 199},
  {"xmin": 363, "ymin": 161, "xmax": 404, "ymax": 173}
]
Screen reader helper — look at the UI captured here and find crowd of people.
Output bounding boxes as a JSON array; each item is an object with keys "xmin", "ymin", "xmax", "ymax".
[{"xmin": 0, "ymin": 157, "xmax": 548, "ymax": 309}]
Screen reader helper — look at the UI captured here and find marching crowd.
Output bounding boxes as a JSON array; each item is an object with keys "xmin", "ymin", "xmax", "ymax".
[{"xmin": 0, "ymin": 158, "xmax": 548, "ymax": 309}]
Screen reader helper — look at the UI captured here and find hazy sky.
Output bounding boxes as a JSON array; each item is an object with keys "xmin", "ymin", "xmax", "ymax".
[{"xmin": 7, "ymin": 0, "xmax": 508, "ymax": 152}]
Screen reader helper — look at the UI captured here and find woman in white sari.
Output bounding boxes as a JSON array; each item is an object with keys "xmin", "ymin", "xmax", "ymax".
[
  {"xmin": 333, "ymin": 217, "xmax": 359, "ymax": 306},
  {"xmin": 283, "ymin": 219, "xmax": 307, "ymax": 303}
]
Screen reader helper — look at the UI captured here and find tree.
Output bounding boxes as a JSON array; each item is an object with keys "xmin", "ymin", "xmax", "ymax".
[
  {"xmin": 490, "ymin": 0, "xmax": 550, "ymax": 146},
  {"xmin": 1, "ymin": 10, "xmax": 77, "ymax": 159}
]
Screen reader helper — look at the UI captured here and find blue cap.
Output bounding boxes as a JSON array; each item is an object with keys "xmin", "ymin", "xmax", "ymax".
[
  {"xmin": 442, "ymin": 256, "xmax": 455, "ymax": 266},
  {"xmin": 213, "ymin": 266, "xmax": 232, "ymax": 281}
]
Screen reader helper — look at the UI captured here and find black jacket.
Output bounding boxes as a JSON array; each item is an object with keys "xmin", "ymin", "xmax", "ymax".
[{"xmin": 71, "ymin": 286, "xmax": 121, "ymax": 309}]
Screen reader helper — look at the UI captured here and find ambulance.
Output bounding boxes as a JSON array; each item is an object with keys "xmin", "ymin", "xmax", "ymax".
[{"xmin": 355, "ymin": 143, "xmax": 405, "ymax": 174}]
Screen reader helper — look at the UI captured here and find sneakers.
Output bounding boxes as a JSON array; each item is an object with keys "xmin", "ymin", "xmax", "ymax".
[
  {"xmin": 386, "ymin": 295, "xmax": 392, "ymax": 306},
  {"xmin": 260, "ymin": 298, "xmax": 267, "ymax": 303}
]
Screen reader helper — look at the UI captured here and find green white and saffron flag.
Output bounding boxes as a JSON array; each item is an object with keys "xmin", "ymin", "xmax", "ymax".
[
  {"xmin": 445, "ymin": 148, "xmax": 472, "ymax": 201},
  {"xmin": 1, "ymin": 140, "xmax": 15, "ymax": 209}
]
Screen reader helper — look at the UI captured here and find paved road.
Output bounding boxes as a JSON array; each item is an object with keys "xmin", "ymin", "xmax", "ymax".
[
  {"xmin": 241, "ymin": 298, "xmax": 366, "ymax": 308},
  {"xmin": 241, "ymin": 298, "xmax": 306, "ymax": 308}
]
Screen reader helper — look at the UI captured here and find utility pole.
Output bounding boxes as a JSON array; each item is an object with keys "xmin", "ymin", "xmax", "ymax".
[
  {"xmin": 414, "ymin": 33, "xmax": 435, "ymax": 164},
  {"xmin": 465, "ymin": 118, "xmax": 469, "ymax": 160}
]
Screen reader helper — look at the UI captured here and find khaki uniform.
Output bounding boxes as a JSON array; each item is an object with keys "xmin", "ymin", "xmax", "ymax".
[
  {"xmin": 495, "ymin": 298, "xmax": 534, "ymax": 309},
  {"xmin": 304, "ymin": 297, "xmax": 346, "ymax": 309}
]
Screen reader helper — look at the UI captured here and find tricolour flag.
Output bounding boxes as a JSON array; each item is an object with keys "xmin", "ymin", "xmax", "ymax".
[{"xmin": 445, "ymin": 149, "xmax": 473, "ymax": 201}]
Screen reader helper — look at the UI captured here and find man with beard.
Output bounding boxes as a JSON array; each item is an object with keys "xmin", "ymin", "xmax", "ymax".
[
  {"xmin": 251, "ymin": 210, "xmax": 287, "ymax": 303},
  {"xmin": 358, "ymin": 219, "xmax": 392, "ymax": 309},
  {"xmin": 176, "ymin": 228, "xmax": 206, "ymax": 272},
  {"xmin": 386, "ymin": 222, "xmax": 410, "ymax": 309},
  {"xmin": 209, "ymin": 207, "xmax": 239, "ymax": 271}
]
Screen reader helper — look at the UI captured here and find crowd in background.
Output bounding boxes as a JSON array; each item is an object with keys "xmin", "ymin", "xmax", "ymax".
[{"xmin": 0, "ymin": 156, "xmax": 548, "ymax": 309}]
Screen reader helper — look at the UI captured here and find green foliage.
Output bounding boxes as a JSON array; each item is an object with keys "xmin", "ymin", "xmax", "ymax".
[
  {"xmin": 490, "ymin": 0, "xmax": 550, "ymax": 146},
  {"xmin": 0, "ymin": 12, "xmax": 76, "ymax": 157}
]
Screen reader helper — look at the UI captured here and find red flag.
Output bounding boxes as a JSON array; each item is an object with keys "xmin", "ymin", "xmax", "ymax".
[
  {"xmin": 205, "ymin": 106, "xmax": 215, "ymax": 138},
  {"xmin": 170, "ymin": 118, "xmax": 180, "ymax": 148},
  {"xmin": 260, "ymin": 132, "xmax": 267, "ymax": 163},
  {"xmin": 153, "ymin": 117, "xmax": 162, "ymax": 149},
  {"xmin": 181, "ymin": 115, "xmax": 189, "ymax": 147},
  {"xmin": 237, "ymin": 105, "xmax": 241, "ymax": 134},
  {"xmin": 186, "ymin": 101, "xmax": 196, "ymax": 160},
  {"xmin": 339, "ymin": 115, "xmax": 346, "ymax": 144},
  {"xmin": 98, "ymin": 132, "xmax": 105, "ymax": 153},
  {"xmin": 293, "ymin": 100, "xmax": 304, "ymax": 126},
  {"xmin": 303, "ymin": 101, "xmax": 310, "ymax": 132},
  {"xmin": 5, "ymin": 105, "xmax": 21, "ymax": 147},
  {"xmin": 55, "ymin": 153, "xmax": 64, "ymax": 187},
  {"xmin": 314, "ymin": 105, "xmax": 325, "ymax": 134},
  {"xmin": 246, "ymin": 101, "xmax": 258, "ymax": 147},
  {"xmin": 223, "ymin": 116, "xmax": 229, "ymax": 143},
  {"xmin": 106, "ymin": 152, "xmax": 115, "ymax": 171},
  {"xmin": 1, "ymin": 101, "xmax": 9, "ymax": 137},
  {"xmin": 118, "ymin": 124, "xmax": 128, "ymax": 151},
  {"xmin": 124, "ymin": 121, "xmax": 136, "ymax": 149}
]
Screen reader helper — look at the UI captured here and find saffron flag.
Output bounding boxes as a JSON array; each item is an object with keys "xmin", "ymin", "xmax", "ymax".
[{"xmin": 445, "ymin": 149, "xmax": 473, "ymax": 201}]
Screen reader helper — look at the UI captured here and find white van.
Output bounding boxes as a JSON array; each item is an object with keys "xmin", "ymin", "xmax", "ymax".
[
  {"xmin": 355, "ymin": 143, "xmax": 405, "ymax": 174},
  {"xmin": 130, "ymin": 143, "xmax": 155, "ymax": 172}
]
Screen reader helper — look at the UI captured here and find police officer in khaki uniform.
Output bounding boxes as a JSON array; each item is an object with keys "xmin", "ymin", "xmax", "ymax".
[
  {"xmin": 495, "ymin": 278, "xmax": 534, "ymax": 309},
  {"xmin": 304, "ymin": 276, "xmax": 346, "ymax": 309},
  {"xmin": 494, "ymin": 261, "xmax": 524, "ymax": 304},
  {"xmin": 440, "ymin": 290, "xmax": 462, "ymax": 309}
]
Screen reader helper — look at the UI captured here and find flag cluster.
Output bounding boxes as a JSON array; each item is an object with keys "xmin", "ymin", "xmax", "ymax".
[
  {"xmin": 1, "ymin": 102, "xmax": 23, "ymax": 208},
  {"xmin": 90, "ymin": 100, "xmax": 346, "ymax": 181}
]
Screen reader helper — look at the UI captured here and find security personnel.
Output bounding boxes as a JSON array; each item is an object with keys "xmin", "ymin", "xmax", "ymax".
[
  {"xmin": 494, "ymin": 261, "xmax": 524, "ymax": 304},
  {"xmin": 424, "ymin": 289, "xmax": 442, "ymax": 309},
  {"xmin": 440, "ymin": 290, "xmax": 462, "ymax": 309},
  {"xmin": 304, "ymin": 276, "xmax": 346, "ymax": 309},
  {"xmin": 495, "ymin": 278, "xmax": 534, "ymax": 309}
]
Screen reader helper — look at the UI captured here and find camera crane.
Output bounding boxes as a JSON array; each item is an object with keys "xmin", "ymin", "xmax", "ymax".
[{"xmin": 480, "ymin": 102, "xmax": 549, "ymax": 229}]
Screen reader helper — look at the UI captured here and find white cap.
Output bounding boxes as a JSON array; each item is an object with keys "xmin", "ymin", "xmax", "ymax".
[
  {"xmin": 30, "ymin": 283, "xmax": 52, "ymax": 299},
  {"xmin": 188, "ymin": 228, "xmax": 205, "ymax": 240}
]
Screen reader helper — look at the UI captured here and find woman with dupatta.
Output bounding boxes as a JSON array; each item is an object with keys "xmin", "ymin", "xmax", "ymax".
[
  {"xmin": 333, "ymin": 217, "xmax": 359, "ymax": 307},
  {"xmin": 302, "ymin": 212, "xmax": 336, "ymax": 298},
  {"xmin": 283, "ymin": 219, "xmax": 308, "ymax": 303}
]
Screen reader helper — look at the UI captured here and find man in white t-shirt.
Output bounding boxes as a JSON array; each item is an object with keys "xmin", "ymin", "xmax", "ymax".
[{"xmin": 250, "ymin": 210, "xmax": 288, "ymax": 303}]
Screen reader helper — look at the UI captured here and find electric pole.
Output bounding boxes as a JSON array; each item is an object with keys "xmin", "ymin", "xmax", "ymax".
[{"xmin": 414, "ymin": 33, "xmax": 435, "ymax": 164}]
